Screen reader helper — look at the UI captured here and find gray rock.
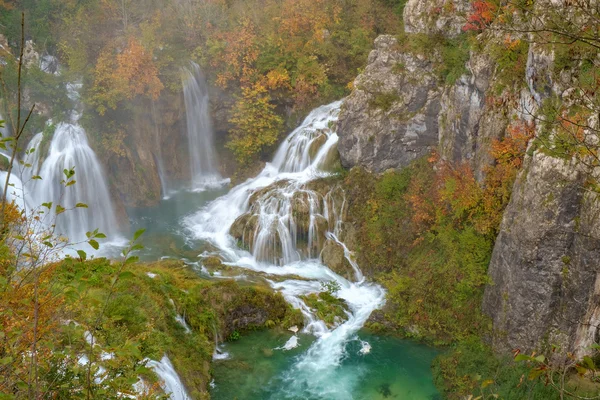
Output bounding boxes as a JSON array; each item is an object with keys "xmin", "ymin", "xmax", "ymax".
[
  {"xmin": 483, "ymin": 151, "xmax": 600, "ymax": 358},
  {"xmin": 320, "ymin": 239, "xmax": 355, "ymax": 281},
  {"xmin": 337, "ymin": 35, "xmax": 441, "ymax": 172},
  {"xmin": 403, "ymin": 0, "xmax": 471, "ymax": 38}
]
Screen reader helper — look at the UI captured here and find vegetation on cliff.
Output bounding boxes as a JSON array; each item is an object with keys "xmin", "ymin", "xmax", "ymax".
[{"xmin": 344, "ymin": 119, "xmax": 532, "ymax": 345}]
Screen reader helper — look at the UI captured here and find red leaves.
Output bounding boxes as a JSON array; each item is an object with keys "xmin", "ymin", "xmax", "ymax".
[{"xmin": 463, "ymin": 1, "xmax": 497, "ymax": 32}]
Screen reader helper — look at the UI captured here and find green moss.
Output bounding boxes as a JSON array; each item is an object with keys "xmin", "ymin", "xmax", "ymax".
[
  {"xmin": 300, "ymin": 292, "xmax": 349, "ymax": 327},
  {"xmin": 51, "ymin": 257, "xmax": 299, "ymax": 398},
  {"xmin": 368, "ymin": 92, "xmax": 400, "ymax": 112},
  {"xmin": 488, "ymin": 38, "xmax": 529, "ymax": 94},
  {"xmin": 343, "ymin": 159, "xmax": 493, "ymax": 345}
]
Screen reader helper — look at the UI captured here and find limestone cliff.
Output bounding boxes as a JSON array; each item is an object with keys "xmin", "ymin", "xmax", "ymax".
[
  {"xmin": 483, "ymin": 152, "xmax": 600, "ymax": 357},
  {"xmin": 336, "ymin": 0, "xmax": 600, "ymax": 359},
  {"xmin": 337, "ymin": 35, "xmax": 440, "ymax": 172}
]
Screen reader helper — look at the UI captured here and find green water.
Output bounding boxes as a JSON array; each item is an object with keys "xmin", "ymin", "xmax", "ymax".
[
  {"xmin": 127, "ymin": 189, "xmax": 441, "ymax": 400},
  {"xmin": 126, "ymin": 186, "xmax": 228, "ymax": 261},
  {"xmin": 211, "ymin": 330, "xmax": 440, "ymax": 400}
]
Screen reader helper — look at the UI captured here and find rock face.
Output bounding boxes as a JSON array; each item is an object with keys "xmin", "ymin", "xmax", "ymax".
[
  {"xmin": 403, "ymin": 0, "xmax": 471, "ymax": 38},
  {"xmin": 482, "ymin": 152, "xmax": 600, "ymax": 357},
  {"xmin": 320, "ymin": 239, "xmax": 355, "ymax": 281},
  {"xmin": 337, "ymin": 35, "xmax": 441, "ymax": 172},
  {"xmin": 105, "ymin": 93, "xmax": 190, "ymax": 207},
  {"xmin": 337, "ymin": 34, "xmax": 507, "ymax": 177}
]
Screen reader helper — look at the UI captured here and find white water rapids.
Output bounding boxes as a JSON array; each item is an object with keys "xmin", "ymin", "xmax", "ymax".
[{"xmin": 184, "ymin": 101, "xmax": 386, "ymax": 399}]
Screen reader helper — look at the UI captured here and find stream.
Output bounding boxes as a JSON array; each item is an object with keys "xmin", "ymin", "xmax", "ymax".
[{"xmin": 127, "ymin": 102, "xmax": 441, "ymax": 399}]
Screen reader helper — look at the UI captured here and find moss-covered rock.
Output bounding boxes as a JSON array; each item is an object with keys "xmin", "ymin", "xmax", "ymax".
[
  {"xmin": 300, "ymin": 292, "xmax": 349, "ymax": 328},
  {"xmin": 52, "ymin": 258, "xmax": 301, "ymax": 399}
]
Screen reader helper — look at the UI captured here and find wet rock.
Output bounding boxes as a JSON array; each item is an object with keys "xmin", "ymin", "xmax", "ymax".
[
  {"xmin": 229, "ymin": 213, "xmax": 258, "ymax": 250},
  {"xmin": 320, "ymin": 239, "xmax": 355, "ymax": 281},
  {"xmin": 308, "ymin": 132, "xmax": 328, "ymax": 160}
]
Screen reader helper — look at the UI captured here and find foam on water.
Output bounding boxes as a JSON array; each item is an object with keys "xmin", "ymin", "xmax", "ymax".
[{"xmin": 184, "ymin": 101, "xmax": 387, "ymax": 398}]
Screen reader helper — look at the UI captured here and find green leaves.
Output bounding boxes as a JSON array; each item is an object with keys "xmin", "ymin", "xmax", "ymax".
[
  {"xmin": 88, "ymin": 239, "xmax": 99, "ymax": 250},
  {"xmin": 63, "ymin": 167, "xmax": 75, "ymax": 180},
  {"xmin": 124, "ymin": 256, "xmax": 139, "ymax": 265},
  {"xmin": 133, "ymin": 228, "xmax": 146, "ymax": 242},
  {"xmin": 76, "ymin": 249, "xmax": 87, "ymax": 261},
  {"xmin": 118, "ymin": 270, "xmax": 135, "ymax": 280}
]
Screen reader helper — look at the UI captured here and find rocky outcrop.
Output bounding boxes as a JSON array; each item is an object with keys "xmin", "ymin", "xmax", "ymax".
[
  {"xmin": 337, "ymin": 34, "xmax": 510, "ymax": 178},
  {"xmin": 438, "ymin": 52, "xmax": 498, "ymax": 180},
  {"xmin": 403, "ymin": 0, "xmax": 471, "ymax": 38},
  {"xmin": 483, "ymin": 151, "xmax": 600, "ymax": 357},
  {"xmin": 320, "ymin": 239, "xmax": 355, "ymax": 281},
  {"xmin": 337, "ymin": 35, "xmax": 441, "ymax": 172}
]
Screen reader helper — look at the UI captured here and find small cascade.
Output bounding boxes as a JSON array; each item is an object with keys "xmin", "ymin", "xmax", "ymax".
[
  {"xmin": 21, "ymin": 132, "xmax": 43, "ymax": 181},
  {"xmin": 147, "ymin": 355, "xmax": 191, "ymax": 400},
  {"xmin": 0, "ymin": 112, "xmax": 12, "ymax": 162},
  {"xmin": 181, "ymin": 62, "xmax": 227, "ymax": 191},
  {"xmin": 185, "ymin": 100, "xmax": 386, "ymax": 398},
  {"xmin": 212, "ymin": 323, "xmax": 229, "ymax": 360},
  {"xmin": 175, "ymin": 313, "xmax": 191, "ymax": 334},
  {"xmin": 0, "ymin": 82, "xmax": 123, "ymax": 247}
]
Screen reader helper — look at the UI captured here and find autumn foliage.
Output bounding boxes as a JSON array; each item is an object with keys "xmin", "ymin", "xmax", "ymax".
[
  {"xmin": 227, "ymin": 83, "xmax": 284, "ymax": 164},
  {"xmin": 91, "ymin": 37, "xmax": 163, "ymax": 115},
  {"xmin": 463, "ymin": 1, "xmax": 497, "ymax": 31}
]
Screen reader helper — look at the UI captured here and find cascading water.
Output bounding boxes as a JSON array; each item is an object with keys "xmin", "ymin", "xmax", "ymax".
[
  {"xmin": 2, "ymin": 82, "xmax": 123, "ymax": 246},
  {"xmin": 181, "ymin": 62, "xmax": 227, "ymax": 190},
  {"xmin": 151, "ymin": 101, "xmax": 171, "ymax": 199},
  {"xmin": 184, "ymin": 101, "xmax": 386, "ymax": 399},
  {"xmin": 26, "ymin": 122, "xmax": 120, "ymax": 243},
  {"xmin": 146, "ymin": 355, "xmax": 191, "ymax": 400}
]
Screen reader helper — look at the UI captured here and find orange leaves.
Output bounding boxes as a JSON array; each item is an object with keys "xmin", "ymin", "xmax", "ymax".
[
  {"xmin": 117, "ymin": 37, "xmax": 163, "ymax": 99},
  {"xmin": 213, "ymin": 18, "xmax": 259, "ymax": 88},
  {"xmin": 479, "ymin": 121, "xmax": 534, "ymax": 234},
  {"xmin": 491, "ymin": 121, "xmax": 535, "ymax": 168},
  {"xmin": 91, "ymin": 37, "xmax": 163, "ymax": 114},
  {"xmin": 463, "ymin": 1, "xmax": 497, "ymax": 32},
  {"xmin": 407, "ymin": 120, "xmax": 534, "ymax": 239}
]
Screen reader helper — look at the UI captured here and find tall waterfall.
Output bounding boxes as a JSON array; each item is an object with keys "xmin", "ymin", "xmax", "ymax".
[
  {"xmin": 2, "ymin": 83, "xmax": 123, "ymax": 245},
  {"xmin": 151, "ymin": 101, "xmax": 170, "ymax": 198},
  {"xmin": 181, "ymin": 62, "xmax": 225, "ymax": 190},
  {"xmin": 184, "ymin": 101, "xmax": 386, "ymax": 399},
  {"xmin": 27, "ymin": 122, "xmax": 120, "ymax": 243}
]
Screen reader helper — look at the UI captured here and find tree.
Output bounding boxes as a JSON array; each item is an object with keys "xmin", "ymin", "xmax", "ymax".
[{"xmin": 227, "ymin": 83, "xmax": 283, "ymax": 164}]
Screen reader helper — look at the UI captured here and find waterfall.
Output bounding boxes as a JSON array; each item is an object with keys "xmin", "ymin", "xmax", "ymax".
[
  {"xmin": 0, "ymin": 82, "xmax": 123, "ymax": 247},
  {"xmin": 146, "ymin": 355, "xmax": 191, "ymax": 400},
  {"xmin": 27, "ymin": 122, "xmax": 120, "ymax": 242},
  {"xmin": 181, "ymin": 62, "xmax": 226, "ymax": 191},
  {"xmin": 151, "ymin": 101, "xmax": 170, "ymax": 198},
  {"xmin": 184, "ymin": 101, "xmax": 386, "ymax": 399}
]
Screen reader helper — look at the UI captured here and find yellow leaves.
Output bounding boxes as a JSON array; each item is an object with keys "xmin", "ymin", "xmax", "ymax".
[
  {"xmin": 263, "ymin": 69, "xmax": 291, "ymax": 91},
  {"xmin": 91, "ymin": 37, "xmax": 163, "ymax": 114},
  {"xmin": 227, "ymin": 83, "xmax": 283, "ymax": 164}
]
